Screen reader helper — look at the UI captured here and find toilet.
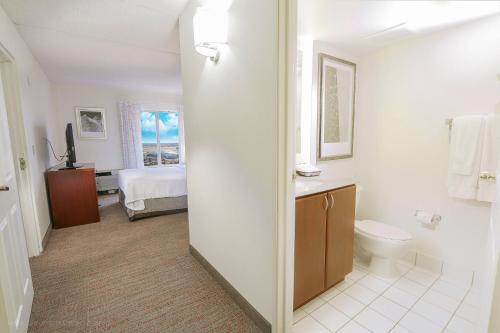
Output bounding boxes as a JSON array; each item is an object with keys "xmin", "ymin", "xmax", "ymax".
[{"xmin": 354, "ymin": 187, "xmax": 413, "ymax": 278}]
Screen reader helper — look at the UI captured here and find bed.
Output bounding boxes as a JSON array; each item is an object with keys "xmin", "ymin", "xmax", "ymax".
[{"xmin": 118, "ymin": 165, "xmax": 188, "ymax": 221}]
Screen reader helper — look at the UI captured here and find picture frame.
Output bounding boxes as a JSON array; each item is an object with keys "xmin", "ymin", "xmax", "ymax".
[
  {"xmin": 75, "ymin": 107, "xmax": 107, "ymax": 140},
  {"xmin": 317, "ymin": 53, "xmax": 356, "ymax": 160}
]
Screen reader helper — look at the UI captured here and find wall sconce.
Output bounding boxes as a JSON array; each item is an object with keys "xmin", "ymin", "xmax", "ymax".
[{"xmin": 193, "ymin": 7, "xmax": 228, "ymax": 63}]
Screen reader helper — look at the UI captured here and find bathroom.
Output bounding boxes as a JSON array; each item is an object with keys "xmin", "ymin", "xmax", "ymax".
[{"xmin": 292, "ymin": 1, "xmax": 500, "ymax": 332}]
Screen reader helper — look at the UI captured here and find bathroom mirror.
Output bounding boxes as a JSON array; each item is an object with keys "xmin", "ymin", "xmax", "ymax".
[
  {"xmin": 296, "ymin": 50, "xmax": 303, "ymax": 158},
  {"xmin": 317, "ymin": 53, "xmax": 356, "ymax": 160}
]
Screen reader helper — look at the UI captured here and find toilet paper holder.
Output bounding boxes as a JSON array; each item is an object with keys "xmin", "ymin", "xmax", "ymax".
[{"xmin": 414, "ymin": 210, "xmax": 441, "ymax": 227}]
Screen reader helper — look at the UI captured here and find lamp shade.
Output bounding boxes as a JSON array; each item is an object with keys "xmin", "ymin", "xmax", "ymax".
[{"xmin": 193, "ymin": 7, "xmax": 227, "ymax": 60}]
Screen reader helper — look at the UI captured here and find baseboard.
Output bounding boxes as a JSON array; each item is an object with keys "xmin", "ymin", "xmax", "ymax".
[
  {"xmin": 41, "ymin": 224, "xmax": 52, "ymax": 251},
  {"xmin": 189, "ymin": 245, "xmax": 271, "ymax": 333}
]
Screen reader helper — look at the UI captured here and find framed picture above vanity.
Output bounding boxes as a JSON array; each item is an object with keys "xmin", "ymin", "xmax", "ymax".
[{"xmin": 317, "ymin": 53, "xmax": 356, "ymax": 160}]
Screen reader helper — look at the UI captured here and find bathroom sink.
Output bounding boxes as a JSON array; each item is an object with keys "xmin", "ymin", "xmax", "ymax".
[
  {"xmin": 295, "ymin": 177, "xmax": 356, "ymax": 197},
  {"xmin": 295, "ymin": 179, "xmax": 325, "ymax": 194},
  {"xmin": 295, "ymin": 181, "xmax": 308, "ymax": 192}
]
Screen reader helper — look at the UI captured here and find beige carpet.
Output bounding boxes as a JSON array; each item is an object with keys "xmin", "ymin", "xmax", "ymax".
[{"xmin": 28, "ymin": 195, "xmax": 262, "ymax": 333}]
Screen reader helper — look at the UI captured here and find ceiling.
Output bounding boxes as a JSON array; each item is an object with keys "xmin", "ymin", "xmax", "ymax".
[
  {"xmin": 298, "ymin": 1, "xmax": 500, "ymax": 55},
  {"xmin": 0, "ymin": 0, "xmax": 188, "ymax": 93},
  {"xmin": 3, "ymin": 1, "xmax": 499, "ymax": 91}
]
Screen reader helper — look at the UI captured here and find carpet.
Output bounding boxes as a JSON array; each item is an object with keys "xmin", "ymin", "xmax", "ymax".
[{"xmin": 28, "ymin": 195, "xmax": 262, "ymax": 333}]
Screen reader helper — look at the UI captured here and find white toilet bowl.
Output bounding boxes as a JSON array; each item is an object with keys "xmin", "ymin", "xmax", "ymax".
[{"xmin": 355, "ymin": 220, "xmax": 412, "ymax": 278}]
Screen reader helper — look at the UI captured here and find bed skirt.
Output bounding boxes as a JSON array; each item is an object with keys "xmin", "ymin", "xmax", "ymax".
[{"xmin": 119, "ymin": 190, "xmax": 188, "ymax": 221}]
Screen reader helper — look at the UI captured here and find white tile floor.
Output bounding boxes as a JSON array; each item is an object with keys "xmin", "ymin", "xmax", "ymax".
[{"xmin": 293, "ymin": 261, "xmax": 479, "ymax": 333}]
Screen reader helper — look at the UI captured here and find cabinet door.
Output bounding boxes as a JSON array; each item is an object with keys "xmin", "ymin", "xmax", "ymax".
[
  {"xmin": 294, "ymin": 193, "xmax": 328, "ymax": 309},
  {"xmin": 325, "ymin": 185, "xmax": 356, "ymax": 288}
]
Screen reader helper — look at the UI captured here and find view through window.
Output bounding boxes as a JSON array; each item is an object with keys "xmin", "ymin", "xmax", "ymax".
[{"xmin": 141, "ymin": 111, "xmax": 179, "ymax": 166}]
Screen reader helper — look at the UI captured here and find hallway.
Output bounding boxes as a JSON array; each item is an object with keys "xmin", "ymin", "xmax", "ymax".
[{"xmin": 28, "ymin": 196, "xmax": 261, "ymax": 332}]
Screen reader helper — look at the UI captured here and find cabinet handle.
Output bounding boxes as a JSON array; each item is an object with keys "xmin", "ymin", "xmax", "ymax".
[
  {"xmin": 323, "ymin": 196, "xmax": 329, "ymax": 211},
  {"xmin": 329, "ymin": 194, "xmax": 335, "ymax": 209}
]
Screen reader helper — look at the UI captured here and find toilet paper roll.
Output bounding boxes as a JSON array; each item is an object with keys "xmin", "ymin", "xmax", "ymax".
[{"xmin": 415, "ymin": 210, "xmax": 434, "ymax": 225}]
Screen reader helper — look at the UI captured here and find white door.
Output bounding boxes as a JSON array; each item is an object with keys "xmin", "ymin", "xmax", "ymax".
[{"xmin": 0, "ymin": 74, "xmax": 33, "ymax": 332}]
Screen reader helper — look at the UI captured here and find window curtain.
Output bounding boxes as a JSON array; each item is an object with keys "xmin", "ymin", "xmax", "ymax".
[
  {"xmin": 119, "ymin": 101, "xmax": 144, "ymax": 169},
  {"xmin": 178, "ymin": 106, "xmax": 186, "ymax": 164}
]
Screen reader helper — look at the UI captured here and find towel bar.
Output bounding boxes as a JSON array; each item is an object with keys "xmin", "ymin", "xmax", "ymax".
[{"xmin": 445, "ymin": 118, "xmax": 453, "ymax": 143}]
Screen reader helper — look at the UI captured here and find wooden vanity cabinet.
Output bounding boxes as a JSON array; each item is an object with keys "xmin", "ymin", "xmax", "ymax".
[
  {"xmin": 294, "ymin": 185, "xmax": 356, "ymax": 309},
  {"xmin": 325, "ymin": 186, "xmax": 356, "ymax": 288},
  {"xmin": 294, "ymin": 193, "xmax": 328, "ymax": 309}
]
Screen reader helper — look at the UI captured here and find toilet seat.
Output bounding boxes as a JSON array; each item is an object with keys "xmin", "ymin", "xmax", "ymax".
[{"xmin": 355, "ymin": 220, "xmax": 412, "ymax": 241}]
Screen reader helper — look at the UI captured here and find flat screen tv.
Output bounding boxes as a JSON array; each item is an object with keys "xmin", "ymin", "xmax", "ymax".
[{"xmin": 65, "ymin": 123, "xmax": 76, "ymax": 168}]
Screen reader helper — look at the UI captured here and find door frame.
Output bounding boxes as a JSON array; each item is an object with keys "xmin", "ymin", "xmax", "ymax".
[
  {"xmin": 0, "ymin": 42, "xmax": 42, "ymax": 257},
  {"xmin": 275, "ymin": 0, "xmax": 296, "ymax": 331}
]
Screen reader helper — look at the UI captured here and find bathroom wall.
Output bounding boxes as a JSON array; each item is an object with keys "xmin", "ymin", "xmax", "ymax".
[
  {"xmin": 355, "ymin": 15, "xmax": 500, "ymax": 274},
  {"xmin": 478, "ymin": 179, "xmax": 500, "ymax": 333}
]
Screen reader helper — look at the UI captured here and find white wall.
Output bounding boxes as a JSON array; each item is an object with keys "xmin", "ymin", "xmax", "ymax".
[
  {"xmin": 0, "ymin": 6, "xmax": 56, "ymax": 247},
  {"xmin": 179, "ymin": 0, "xmax": 278, "ymax": 323},
  {"xmin": 51, "ymin": 83, "xmax": 182, "ymax": 171},
  {"xmin": 355, "ymin": 16, "xmax": 500, "ymax": 273}
]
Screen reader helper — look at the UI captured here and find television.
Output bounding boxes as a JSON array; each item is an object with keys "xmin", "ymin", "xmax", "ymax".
[{"xmin": 65, "ymin": 123, "xmax": 76, "ymax": 168}]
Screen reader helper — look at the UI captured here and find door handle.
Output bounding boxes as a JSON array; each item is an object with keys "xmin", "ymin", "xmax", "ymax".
[
  {"xmin": 329, "ymin": 194, "xmax": 335, "ymax": 209},
  {"xmin": 0, "ymin": 185, "xmax": 9, "ymax": 191},
  {"xmin": 19, "ymin": 157, "xmax": 27, "ymax": 171},
  {"xmin": 323, "ymin": 196, "xmax": 329, "ymax": 211}
]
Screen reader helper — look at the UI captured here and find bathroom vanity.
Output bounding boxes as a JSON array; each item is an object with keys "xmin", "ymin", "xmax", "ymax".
[{"xmin": 294, "ymin": 177, "xmax": 356, "ymax": 309}]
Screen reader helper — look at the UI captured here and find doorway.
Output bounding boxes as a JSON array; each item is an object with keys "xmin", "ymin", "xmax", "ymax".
[
  {"xmin": 0, "ymin": 44, "xmax": 42, "ymax": 257},
  {"xmin": 0, "ymin": 45, "xmax": 34, "ymax": 333}
]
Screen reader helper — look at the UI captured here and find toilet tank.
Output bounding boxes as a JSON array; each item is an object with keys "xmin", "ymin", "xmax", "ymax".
[{"xmin": 355, "ymin": 185, "xmax": 363, "ymax": 215}]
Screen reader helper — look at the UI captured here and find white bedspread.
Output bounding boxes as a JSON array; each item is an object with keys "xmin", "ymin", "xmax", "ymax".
[{"xmin": 118, "ymin": 166, "xmax": 187, "ymax": 211}]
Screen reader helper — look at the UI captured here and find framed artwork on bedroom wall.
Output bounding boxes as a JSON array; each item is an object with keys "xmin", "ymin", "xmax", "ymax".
[
  {"xmin": 317, "ymin": 53, "xmax": 356, "ymax": 160},
  {"xmin": 75, "ymin": 107, "xmax": 107, "ymax": 140}
]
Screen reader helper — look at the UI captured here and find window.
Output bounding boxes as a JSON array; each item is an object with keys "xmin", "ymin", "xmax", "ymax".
[{"xmin": 141, "ymin": 111, "xmax": 179, "ymax": 166}]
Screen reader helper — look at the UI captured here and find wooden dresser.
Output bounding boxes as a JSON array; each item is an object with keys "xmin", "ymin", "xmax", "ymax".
[{"xmin": 46, "ymin": 163, "xmax": 100, "ymax": 229}]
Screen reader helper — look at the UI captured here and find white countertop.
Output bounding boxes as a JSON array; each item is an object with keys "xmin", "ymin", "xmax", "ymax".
[{"xmin": 295, "ymin": 175, "xmax": 356, "ymax": 198}]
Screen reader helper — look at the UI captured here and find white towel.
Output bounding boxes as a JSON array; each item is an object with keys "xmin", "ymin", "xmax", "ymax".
[
  {"xmin": 477, "ymin": 114, "xmax": 499, "ymax": 202},
  {"xmin": 447, "ymin": 115, "xmax": 485, "ymax": 200},
  {"xmin": 449, "ymin": 116, "xmax": 484, "ymax": 175}
]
